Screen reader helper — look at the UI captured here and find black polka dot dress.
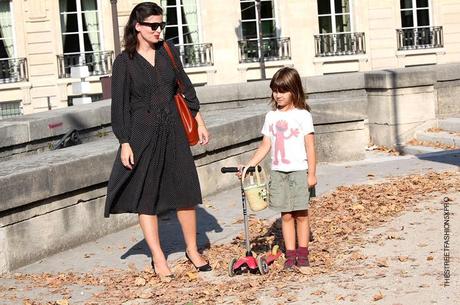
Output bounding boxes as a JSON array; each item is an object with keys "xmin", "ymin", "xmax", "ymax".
[{"xmin": 104, "ymin": 41, "xmax": 202, "ymax": 217}]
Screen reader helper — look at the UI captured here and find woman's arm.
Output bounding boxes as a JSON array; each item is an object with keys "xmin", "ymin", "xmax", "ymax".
[
  {"xmin": 305, "ymin": 133, "xmax": 317, "ymax": 187},
  {"xmin": 168, "ymin": 42, "xmax": 200, "ymax": 116},
  {"xmin": 111, "ymin": 53, "xmax": 134, "ymax": 169},
  {"xmin": 111, "ymin": 54, "xmax": 131, "ymax": 144},
  {"xmin": 195, "ymin": 112, "xmax": 209, "ymax": 145}
]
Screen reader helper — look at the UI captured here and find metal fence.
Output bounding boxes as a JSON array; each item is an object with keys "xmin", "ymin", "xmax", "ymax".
[
  {"xmin": 178, "ymin": 43, "xmax": 214, "ymax": 68},
  {"xmin": 314, "ymin": 32, "xmax": 366, "ymax": 57},
  {"xmin": 0, "ymin": 100, "xmax": 22, "ymax": 119},
  {"xmin": 396, "ymin": 26, "xmax": 443, "ymax": 50},
  {"xmin": 57, "ymin": 51, "xmax": 114, "ymax": 78},
  {"xmin": 0, "ymin": 58, "xmax": 28, "ymax": 84},
  {"xmin": 238, "ymin": 37, "xmax": 291, "ymax": 63}
]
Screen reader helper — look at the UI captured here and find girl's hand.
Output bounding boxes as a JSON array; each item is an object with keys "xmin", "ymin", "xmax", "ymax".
[
  {"xmin": 198, "ymin": 125, "xmax": 209, "ymax": 145},
  {"xmin": 307, "ymin": 173, "xmax": 317, "ymax": 188},
  {"xmin": 120, "ymin": 143, "xmax": 134, "ymax": 170}
]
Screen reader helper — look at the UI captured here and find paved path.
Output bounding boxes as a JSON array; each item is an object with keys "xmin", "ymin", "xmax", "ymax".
[{"xmin": 1, "ymin": 150, "xmax": 459, "ymax": 304}]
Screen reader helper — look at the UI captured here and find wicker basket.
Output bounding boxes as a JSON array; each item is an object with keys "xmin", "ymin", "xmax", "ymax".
[{"xmin": 242, "ymin": 166, "xmax": 268, "ymax": 212}]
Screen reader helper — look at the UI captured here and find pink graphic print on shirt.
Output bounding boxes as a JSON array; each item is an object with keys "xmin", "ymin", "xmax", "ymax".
[{"xmin": 269, "ymin": 120, "xmax": 300, "ymax": 165}]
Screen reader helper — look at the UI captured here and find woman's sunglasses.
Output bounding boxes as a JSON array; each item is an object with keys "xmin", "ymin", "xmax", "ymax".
[{"xmin": 139, "ymin": 21, "xmax": 166, "ymax": 31}]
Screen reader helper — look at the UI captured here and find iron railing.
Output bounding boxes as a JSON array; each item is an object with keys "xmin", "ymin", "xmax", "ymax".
[
  {"xmin": 0, "ymin": 57, "xmax": 28, "ymax": 84},
  {"xmin": 0, "ymin": 100, "xmax": 22, "ymax": 119},
  {"xmin": 314, "ymin": 32, "xmax": 366, "ymax": 57},
  {"xmin": 177, "ymin": 43, "xmax": 214, "ymax": 68},
  {"xmin": 57, "ymin": 51, "xmax": 114, "ymax": 78},
  {"xmin": 396, "ymin": 26, "xmax": 443, "ymax": 50},
  {"xmin": 238, "ymin": 37, "xmax": 291, "ymax": 63}
]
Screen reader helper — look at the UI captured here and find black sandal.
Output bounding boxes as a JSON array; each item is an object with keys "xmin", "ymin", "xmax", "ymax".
[{"xmin": 185, "ymin": 252, "xmax": 212, "ymax": 272}]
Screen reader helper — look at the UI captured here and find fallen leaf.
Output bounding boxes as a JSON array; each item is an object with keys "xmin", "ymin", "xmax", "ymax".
[
  {"xmin": 311, "ymin": 289, "xmax": 326, "ymax": 296},
  {"xmin": 398, "ymin": 256, "xmax": 409, "ymax": 262},
  {"xmin": 376, "ymin": 258, "xmax": 389, "ymax": 267},
  {"xmin": 426, "ymin": 256, "xmax": 434, "ymax": 261},
  {"xmin": 134, "ymin": 277, "xmax": 146, "ymax": 286},
  {"xmin": 372, "ymin": 291, "xmax": 384, "ymax": 301},
  {"xmin": 56, "ymin": 300, "xmax": 70, "ymax": 305},
  {"xmin": 186, "ymin": 272, "xmax": 198, "ymax": 281}
]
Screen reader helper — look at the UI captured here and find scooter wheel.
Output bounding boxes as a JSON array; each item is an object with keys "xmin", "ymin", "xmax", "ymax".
[
  {"xmin": 257, "ymin": 256, "xmax": 269, "ymax": 275},
  {"xmin": 228, "ymin": 258, "xmax": 237, "ymax": 277}
]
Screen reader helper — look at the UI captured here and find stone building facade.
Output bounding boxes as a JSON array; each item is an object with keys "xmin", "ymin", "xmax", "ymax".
[{"xmin": 0, "ymin": 0, "xmax": 459, "ymax": 116}]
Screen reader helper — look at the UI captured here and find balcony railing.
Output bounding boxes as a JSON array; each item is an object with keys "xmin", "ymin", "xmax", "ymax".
[
  {"xmin": 177, "ymin": 43, "xmax": 214, "ymax": 68},
  {"xmin": 396, "ymin": 26, "xmax": 443, "ymax": 50},
  {"xmin": 57, "ymin": 51, "xmax": 114, "ymax": 78},
  {"xmin": 314, "ymin": 32, "xmax": 366, "ymax": 57},
  {"xmin": 238, "ymin": 37, "xmax": 291, "ymax": 63},
  {"xmin": 0, "ymin": 57, "xmax": 28, "ymax": 84}
]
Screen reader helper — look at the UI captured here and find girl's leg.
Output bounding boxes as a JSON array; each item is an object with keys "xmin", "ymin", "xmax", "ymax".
[
  {"xmin": 281, "ymin": 211, "xmax": 296, "ymax": 268},
  {"xmin": 294, "ymin": 209, "xmax": 310, "ymax": 267},
  {"xmin": 281, "ymin": 212, "xmax": 296, "ymax": 250},
  {"xmin": 138, "ymin": 214, "xmax": 172, "ymax": 276},
  {"xmin": 177, "ymin": 207, "xmax": 208, "ymax": 266},
  {"xmin": 294, "ymin": 209, "xmax": 310, "ymax": 247}
]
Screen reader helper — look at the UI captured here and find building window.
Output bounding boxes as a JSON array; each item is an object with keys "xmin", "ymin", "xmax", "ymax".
[
  {"xmin": 161, "ymin": 0, "xmax": 199, "ymax": 45},
  {"xmin": 0, "ymin": 100, "xmax": 22, "ymax": 119},
  {"xmin": 400, "ymin": 0, "xmax": 430, "ymax": 29},
  {"xmin": 0, "ymin": 0, "xmax": 14, "ymax": 60},
  {"xmin": 315, "ymin": 0, "xmax": 365, "ymax": 56},
  {"xmin": 59, "ymin": 0, "xmax": 101, "ymax": 57},
  {"xmin": 240, "ymin": 0, "xmax": 276, "ymax": 40},
  {"xmin": 397, "ymin": 0, "xmax": 442, "ymax": 50},
  {"xmin": 238, "ymin": 0, "xmax": 288, "ymax": 63},
  {"xmin": 318, "ymin": 0, "xmax": 352, "ymax": 34},
  {"xmin": 58, "ymin": 0, "xmax": 112, "ymax": 77}
]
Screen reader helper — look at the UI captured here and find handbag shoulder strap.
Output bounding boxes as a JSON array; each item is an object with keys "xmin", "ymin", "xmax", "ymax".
[{"xmin": 163, "ymin": 41, "xmax": 185, "ymax": 93}]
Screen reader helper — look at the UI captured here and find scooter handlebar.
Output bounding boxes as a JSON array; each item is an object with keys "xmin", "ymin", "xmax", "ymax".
[{"xmin": 220, "ymin": 166, "xmax": 261, "ymax": 173}]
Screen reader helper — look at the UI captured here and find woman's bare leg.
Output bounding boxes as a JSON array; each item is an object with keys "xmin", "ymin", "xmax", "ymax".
[
  {"xmin": 138, "ymin": 214, "xmax": 172, "ymax": 275},
  {"xmin": 177, "ymin": 207, "xmax": 208, "ymax": 266}
]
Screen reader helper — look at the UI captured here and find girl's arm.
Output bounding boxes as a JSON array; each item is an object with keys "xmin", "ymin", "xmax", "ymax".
[
  {"xmin": 305, "ymin": 133, "xmax": 317, "ymax": 187},
  {"xmin": 247, "ymin": 136, "xmax": 271, "ymax": 166}
]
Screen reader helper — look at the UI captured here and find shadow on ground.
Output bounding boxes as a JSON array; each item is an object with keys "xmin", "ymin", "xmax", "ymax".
[
  {"xmin": 415, "ymin": 149, "xmax": 460, "ymax": 166},
  {"xmin": 120, "ymin": 206, "xmax": 223, "ymax": 260}
]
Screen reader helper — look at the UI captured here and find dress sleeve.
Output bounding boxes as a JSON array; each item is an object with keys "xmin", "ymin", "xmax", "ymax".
[
  {"xmin": 167, "ymin": 41, "xmax": 201, "ymax": 116},
  {"xmin": 111, "ymin": 53, "xmax": 131, "ymax": 144}
]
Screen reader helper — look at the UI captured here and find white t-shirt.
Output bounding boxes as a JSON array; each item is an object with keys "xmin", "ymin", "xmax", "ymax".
[{"xmin": 261, "ymin": 108, "xmax": 314, "ymax": 172}]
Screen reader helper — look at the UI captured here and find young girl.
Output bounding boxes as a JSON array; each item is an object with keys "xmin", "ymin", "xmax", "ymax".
[{"xmin": 245, "ymin": 67, "xmax": 316, "ymax": 269}]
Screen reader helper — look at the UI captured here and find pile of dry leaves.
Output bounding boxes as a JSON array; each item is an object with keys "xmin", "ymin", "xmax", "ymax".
[
  {"xmin": 3, "ymin": 171, "xmax": 459, "ymax": 305},
  {"xmin": 407, "ymin": 138, "xmax": 459, "ymax": 150}
]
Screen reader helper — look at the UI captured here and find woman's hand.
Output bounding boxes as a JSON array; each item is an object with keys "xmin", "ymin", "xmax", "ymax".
[
  {"xmin": 307, "ymin": 173, "xmax": 317, "ymax": 188},
  {"xmin": 198, "ymin": 125, "xmax": 209, "ymax": 145},
  {"xmin": 120, "ymin": 143, "xmax": 134, "ymax": 170}
]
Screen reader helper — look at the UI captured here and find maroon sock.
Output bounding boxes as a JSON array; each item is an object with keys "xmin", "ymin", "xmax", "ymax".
[
  {"xmin": 296, "ymin": 247, "xmax": 310, "ymax": 267},
  {"xmin": 284, "ymin": 250, "xmax": 296, "ymax": 269}
]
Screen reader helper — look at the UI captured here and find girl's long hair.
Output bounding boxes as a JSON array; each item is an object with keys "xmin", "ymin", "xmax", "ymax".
[
  {"xmin": 123, "ymin": 2, "xmax": 163, "ymax": 58},
  {"xmin": 269, "ymin": 67, "xmax": 310, "ymax": 112}
]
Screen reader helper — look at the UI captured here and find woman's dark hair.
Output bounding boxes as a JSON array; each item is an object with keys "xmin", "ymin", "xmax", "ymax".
[
  {"xmin": 269, "ymin": 67, "xmax": 310, "ymax": 112},
  {"xmin": 123, "ymin": 2, "xmax": 163, "ymax": 58}
]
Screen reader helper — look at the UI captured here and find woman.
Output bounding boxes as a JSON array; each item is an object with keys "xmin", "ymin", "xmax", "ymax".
[{"xmin": 104, "ymin": 2, "xmax": 211, "ymax": 279}]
